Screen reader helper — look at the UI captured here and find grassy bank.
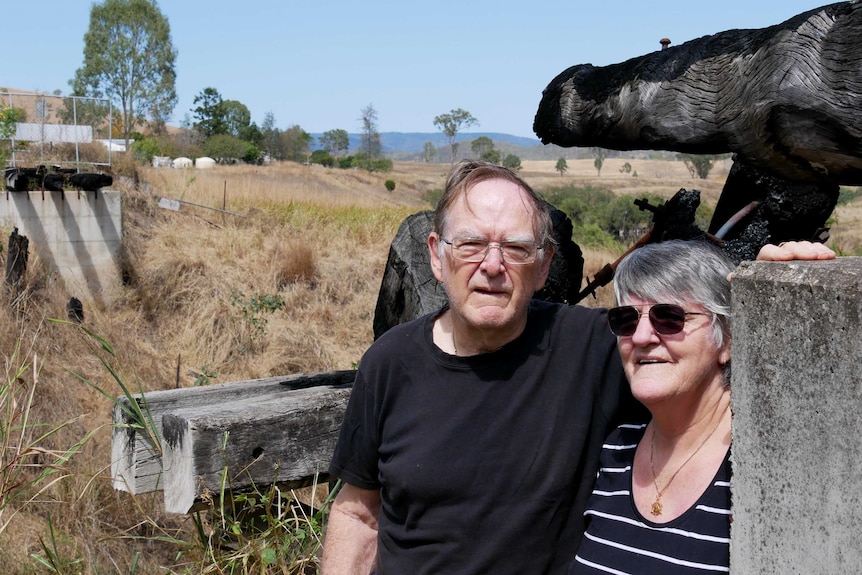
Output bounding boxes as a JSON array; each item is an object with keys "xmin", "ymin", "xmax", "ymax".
[{"xmin": 0, "ymin": 158, "xmax": 857, "ymax": 573}]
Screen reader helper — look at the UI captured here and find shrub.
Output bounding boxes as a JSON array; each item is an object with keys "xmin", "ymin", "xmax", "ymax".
[
  {"xmin": 131, "ymin": 137, "xmax": 161, "ymax": 162},
  {"xmin": 502, "ymin": 154, "xmax": 521, "ymax": 172},
  {"xmin": 271, "ymin": 241, "xmax": 317, "ymax": 289},
  {"xmin": 384, "ymin": 180, "xmax": 396, "ymax": 192},
  {"xmin": 423, "ymin": 188, "xmax": 443, "ymax": 207},
  {"xmin": 310, "ymin": 150, "xmax": 334, "ymax": 168}
]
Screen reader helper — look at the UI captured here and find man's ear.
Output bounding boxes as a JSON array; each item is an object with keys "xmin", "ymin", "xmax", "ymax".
[
  {"xmin": 428, "ymin": 232, "xmax": 444, "ymax": 282},
  {"xmin": 534, "ymin": 244, "xmax": 554, "ymax": 291}
]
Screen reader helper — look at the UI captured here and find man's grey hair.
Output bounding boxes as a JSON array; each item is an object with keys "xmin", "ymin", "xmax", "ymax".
[{"xmin": 433, "ymin": 160, "xmax": 556, "ymax": 254}]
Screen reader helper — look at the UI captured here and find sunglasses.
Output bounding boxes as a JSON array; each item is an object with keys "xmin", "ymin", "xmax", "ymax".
[{"xmin": 607, "ymin": 303, "xmax": 709, "ymax": 337}]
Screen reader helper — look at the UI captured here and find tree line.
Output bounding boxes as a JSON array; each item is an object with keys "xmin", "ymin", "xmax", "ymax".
[{"xmin": 8, "ymin": 0, "xmax": 718, "ymax": 177}]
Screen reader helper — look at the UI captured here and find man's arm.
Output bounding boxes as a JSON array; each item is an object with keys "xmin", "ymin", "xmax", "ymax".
[{"xmin": 321, "ymin": 483, "xmax": 381, "ymax": 575}]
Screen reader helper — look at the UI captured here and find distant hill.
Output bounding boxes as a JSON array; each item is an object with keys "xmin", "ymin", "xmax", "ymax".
[
  {"xmin": 311, "ymin": 131, "xmax": 535, "ymax": 154},
  {"xmin": 306, "ymin": 131, "xmax": 616, "ymax": 162}
]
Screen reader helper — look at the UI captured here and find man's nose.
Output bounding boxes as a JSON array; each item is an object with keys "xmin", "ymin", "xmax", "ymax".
[{"xmin": 480, "ymin": 244, "xmax": 506, "ymax": 273}]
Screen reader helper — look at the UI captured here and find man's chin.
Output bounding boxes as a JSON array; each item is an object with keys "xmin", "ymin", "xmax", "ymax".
[{"xmin": 461, "ymin": 306, "xmax": 516, "ymax": 330}]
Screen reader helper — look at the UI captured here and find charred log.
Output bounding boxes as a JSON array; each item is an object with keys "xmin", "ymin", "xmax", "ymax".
[
  {"xmin": 70, "ymin": 173, "xmax": 113, "ymax": 191},
  {"xmin": 534, "ymin": 2, "xmax": 862, "ymax": 185},
  {"xmin": 5, "ymin": 228, "xmax": 29, "ymax": 288}
]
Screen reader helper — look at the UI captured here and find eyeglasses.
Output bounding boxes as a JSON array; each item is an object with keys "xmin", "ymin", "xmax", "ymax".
[
  {"xmin": 607, "ymin": 303, "xmax": 710, "ymax": 337},
  {"xmin": 441, "ymin": 237, "xmax": 542, "ymax": 265}
]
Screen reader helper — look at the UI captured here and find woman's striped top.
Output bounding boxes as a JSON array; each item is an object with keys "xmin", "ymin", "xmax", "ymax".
[{"xmin": 568, "ymin": 423, "xmax": 731, "ymax": 575}]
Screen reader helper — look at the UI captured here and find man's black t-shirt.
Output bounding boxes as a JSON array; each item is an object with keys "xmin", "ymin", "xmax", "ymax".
[{"xmin": 330, "ymin": 300, "xmax": 639, "ymax": 575}]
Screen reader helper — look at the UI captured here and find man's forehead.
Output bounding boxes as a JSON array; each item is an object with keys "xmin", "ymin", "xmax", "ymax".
[
  {"xmin": 453, "ymin": 179, "xmax": 535, "ymax": 212},
  {"xmin": 446, "ymin": 186, "xmax": 538, "ymax": 236}
]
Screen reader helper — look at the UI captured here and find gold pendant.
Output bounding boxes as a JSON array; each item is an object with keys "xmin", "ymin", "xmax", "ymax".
[{"xmin": 651, "ymin": 499, "xmax": 663, "ymax": 516}]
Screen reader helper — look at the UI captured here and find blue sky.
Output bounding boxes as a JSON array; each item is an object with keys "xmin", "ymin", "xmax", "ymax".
[{"xmin": 4, "ymin": 0, "xmax": 829, "ymax": 139}]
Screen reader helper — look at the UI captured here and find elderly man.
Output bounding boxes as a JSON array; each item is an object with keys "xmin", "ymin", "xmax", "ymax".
[
  {"xmin": 322, "ymin": 160, "xmax": 642, "ymax": 574},
  {"xmin": 320, "ymin": 160, "xmax": 834, "ymax": 574}
]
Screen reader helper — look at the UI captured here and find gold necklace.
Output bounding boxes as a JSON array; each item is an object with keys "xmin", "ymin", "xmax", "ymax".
[{"xmin": 648, "ymin": 412, "xmax": 726, "ymax": 516}]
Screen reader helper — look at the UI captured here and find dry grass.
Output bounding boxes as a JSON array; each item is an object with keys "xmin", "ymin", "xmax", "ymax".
[{"xmin": 0, "ymin": 155, "xmax": 856, "ymax": 574}]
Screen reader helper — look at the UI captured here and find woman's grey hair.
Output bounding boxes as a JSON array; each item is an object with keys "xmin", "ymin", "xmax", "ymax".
[
  {"xmin": 613, "ymin": 239, "xmax": 735, "ymax": 350},
  {"xmin": 433, "ymin": 160, "xmax": 556, "ymax": 254}
]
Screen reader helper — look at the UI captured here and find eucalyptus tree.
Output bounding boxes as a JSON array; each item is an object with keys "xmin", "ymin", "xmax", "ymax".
[
  {"xmin": 359, "ymin": 104, "xmax": 382, "ymax": 160},
  {"xmin": 433, "ymin": 108, "xmax": 477, "ymax": 165},
  {"xmin": 319, "ymin": 129, "xmax": 350, "ymax": 156},
  {"xmin": 71, "ymin": 0, "xmax": 177, "ymax": 147}
]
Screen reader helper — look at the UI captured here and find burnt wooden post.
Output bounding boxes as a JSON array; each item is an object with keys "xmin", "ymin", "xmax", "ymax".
[
  {"xmin": 5, "ymin": 228, "xmax": 28, "ymax": 288},
  {"xmin": 534, "ymin": 2, "xmax": 861, "ymax": 254}
]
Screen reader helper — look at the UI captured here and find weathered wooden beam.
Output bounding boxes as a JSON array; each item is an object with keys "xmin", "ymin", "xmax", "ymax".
[
  {"xmin": 110, "ymin": 370, "xmax": 354, "ymax": 495},
  {"xmin": 160, "ymin": 383, "xmax": 351, "ymax": 514}
]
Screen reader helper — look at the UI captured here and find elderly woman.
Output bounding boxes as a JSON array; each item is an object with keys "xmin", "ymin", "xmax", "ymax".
[{"xmin": 569, "ymin": 239, "xmax": 736, "ymax": 574}]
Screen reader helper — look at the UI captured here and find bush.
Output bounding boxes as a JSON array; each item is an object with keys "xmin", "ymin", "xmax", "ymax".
[
  {"xmin": 540, "ymin": 184, "xmax": 667, "ymax": 246},
  {"xmin": 131, "ymin": 137, "xmax": 161, "ymax": 162},
  {"xmin": 423, "ymin": 188, "xmax": 443, "ymax": 207},
  {"xmin": 502, "ymin": 154, "xmax": 521, "ymax": 172},
  {"xmin": 837, "ymin": 186, "xmax": 862, "ymax": 206},
  {"xmin": 384, "ymin": 180, "xmax": 396, "ymax": 192},
  {"xmin": 368, "ymin": 158, "xmax": 393, "ymax": 173},
  {"xmin": 204, "ymin": 134, "xmax": 257, "ymax": 164},
  {"xmin": 310, "ymin": 150, "xmax": 335, "ymax": 168}
]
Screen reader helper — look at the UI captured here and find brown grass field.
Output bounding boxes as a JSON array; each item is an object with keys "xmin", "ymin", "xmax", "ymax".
[{"xmin": 0, "ymin": 157, "xmax": 858, "ymax": 573}]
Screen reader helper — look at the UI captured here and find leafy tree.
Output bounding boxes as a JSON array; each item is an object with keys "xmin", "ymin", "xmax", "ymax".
[
  {"xmin": 260, "ymin": 111, "xmax": 281, "ymax": 159},
  {"xmin": 280, "ymin": 124, "xmax": 313, "ymax": 163},
  {"xmin": 619, "ymin": 162, "xmax": 632, "ymax": 174},
  {"xmin": 677, "ymin": 153, "xmax": 717, "ymax": 179},
  {"xmin": 193, "ymin": 87, "xmax": 226, "ymax": 138},
  {"xmin": 310, "ymin": 149, "xmax": 335, "ymax": 167},
  {"xmin": 203, "ymin": 134, "xmax": 256, "ymax": 163},
  {"xmin": 593, "ymin": 147, "xmax": 607, "ymax": 176},
  {"xmin": 221, "ymin": 100, "xmax": 251, "ymax": 138},
  {"xmin": 502, "ymin": 154, "xmax": 522, "ymax": 172},
  {"xmin": 471, "ymin": 136, "xmax": 500, "ymax": 164},
  {"xmin": 71, "ymin": 0, "xmax": 177, "ymax": 148},
  {"xmin": 147, "ymin": 75, "xmax": 176, "ymax": 135},
  {"xmin": 131, "ymin": 135, "xmax": 162, "ymax": 162},
  {"xmin": 359, "ymin": 103, "xmax": 382, "ymax": 161},
  {"xmin": 555, "ymin": 157, "xmax": 568, "ymax": 176},
  {"xmin": 319, "ymin": 129, "xmax": 349, "ymax": 156},
  {"xmin": 434, "ymin": 108, "xmax": 478, "ymax": 165},
  {"xmin": 422, "ymin": 141, "xmax": 436, "ymax": 163},
  {"xmin": 239, "ymin": 122, "xmax": 262, "ymax": 148},
  {"xmin": 0, "ymin": 104, "xmax": 19, "ymax": 165}
]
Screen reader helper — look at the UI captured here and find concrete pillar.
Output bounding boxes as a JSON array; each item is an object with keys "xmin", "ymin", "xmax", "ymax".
[
  {"xmin": 731, "ymin": 257, "xmax": 862, "ymax": 573},
  {"xmin": 0, "ymin": 190, "xmax": 122, "ymax": 304}
]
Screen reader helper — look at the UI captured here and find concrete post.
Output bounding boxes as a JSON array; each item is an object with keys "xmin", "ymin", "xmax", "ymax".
[
  {"xmin": 0, "ymin": 190, "xmax": 122, "ymax": 304},
  {"xmin": 731, "ymin": 257, "xmax": 862, "ymax": 573}
]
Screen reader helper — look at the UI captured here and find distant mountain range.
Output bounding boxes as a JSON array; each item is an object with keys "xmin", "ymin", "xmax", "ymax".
[
  {"xmin": 305, "ymin": 131, "xmax": 630, "ymax": 162},
  {"xmin": 309, "ymin": 131, "xmax": 555, "ymax": 159},
  {"xmin": 316, "ymin": 132, "xmax": 680, "ymax": 162}
]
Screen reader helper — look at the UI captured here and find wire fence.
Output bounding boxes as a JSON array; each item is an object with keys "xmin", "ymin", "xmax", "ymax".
[{"xmin": 2, "ymin": 91, "xmax": 114, "ymax": 171}]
